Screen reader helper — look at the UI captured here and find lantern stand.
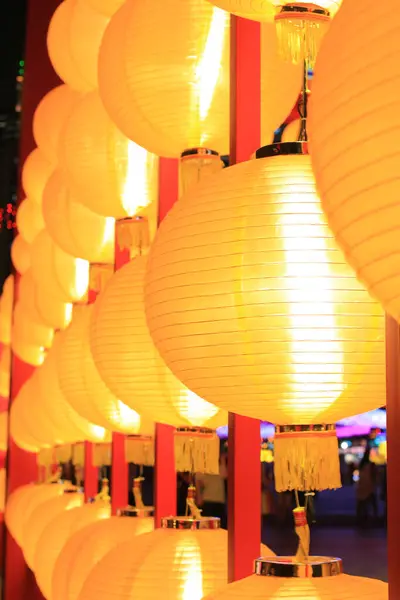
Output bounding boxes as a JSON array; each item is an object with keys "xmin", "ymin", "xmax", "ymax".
[
  {"xmin": 228, "ymin": 14, "xmax": 262, "ymax": 583},
  {"xmin": 154, "ymin": 158, "xmax": 179, "ymax": 527}
]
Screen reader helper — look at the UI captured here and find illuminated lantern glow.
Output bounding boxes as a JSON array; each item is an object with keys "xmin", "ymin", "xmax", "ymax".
[
  {"xmin": 16, "ymin": 198, "xmax": 45, "ymax": 244},
  {"xmin": 11, "ymin": 235, "xmax": 31, "ymax": 275},
  {"xmin": 0, "ymin": 468, "xmax": 6, "ymax": 513},
  {"xmin": 21, "ymin": 148, "xmax": 53, "ymax": 206},
  {"xmin": 308, "ymin": 0, "xmax": 400, "ymax": 322},
  {"xmin": 205, "ymin": 0, "xmax": 342, "ymax": 22},
  {"xmin": 0, "ymin": 412, "xmax": 7, "ymax": 452},
  {"xmin": 22, "ymin": 489, "xmax": 84, "ymax": 570},
  {"xmin": 47, "ymin": 0, "xmax": 110, "ymax": 92},
  {"xmin": 78, "ymin": 518, "xmax": 273, "ymax": 600},
  {"xmin": 91, "ymin": 255, "xmax": 227, "ymax": 473},
  {"xmin": 10, "ymin": 380, "xmax": 45, "ymax": 453},
  {"xmin": 33, "ymin": 84, "xmax": 81, "ymax": 164},
  {"xmin": 0, "ymin": 275, "xmax": 14, "ymax": 345},
  {"xmin": 84, "ymin": 0, "xmax": 124, "ymax": 17},
  {"xmin": 202, "ymin": 556, "xmax": 387, "ymax": 599},
  {"xmin": 31, "ymin": 230, "xmax": 89, "ymax": 303},
  {"xmin": 144, "ymin": 151, "xmax": 386, "ymax": 490},
  {"xmin": 59, "ymin": 91, "xmax": 159, "ymax": 220},
  {"xmin": 52, "ymin": 513, "xmax": 154, "ymax": 600},
  {"xmin": 13, "ymin": 302, "xmax": 54, "ymax": 349},
  {"xmin": 43, "ymin": 170, "xmax": 115, "ymax": 263},
  {"xmin": 11, "ymin": 336, "xmax": 46, "ymax": 367},
  {"xmin": 0, "ymin": 345, "xmax": 11, "ymax": 398},
  {"xmin": 34, "ymin": 500, "xmax": 111, "ymax": 599}
]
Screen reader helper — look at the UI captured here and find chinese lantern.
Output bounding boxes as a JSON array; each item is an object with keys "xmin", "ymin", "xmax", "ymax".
[
  {"xmin": 21, "ymin": 148, "xmax": 53, "ymax": 206},
  {"xmin": 205, "ymin": 0, "xmax": 342, "ymax": 22},
  {"xmin": 47, "ymin": 0, "xmax": 109, "ymax": 92},
  {"xmin": 16, "ymin": 198, "xmax": 45, "ymax": 245},
  {"xmin": 11, "ymin": 336, "xmax": 46, "ymax": 367},
  {"xmin": 91, "ymin": 255, "xmax": 227, "ymax": 473},
  {"xmin": 43, "ymin": 170, "xmax": 115, "ymax": 263},
  {"xmin": 10, "ymin": 379, "xmax": 45, "ymax": 453},
  {"xmin": 34, "ymin": 499, "xmax": 110, "ymax": 599},
  {"xmin": 0, "ymin": 275, "xmax": 14, "ymax": 345},
  {"xmin": 144, "ymin": 151, "xmax": 386, "ymax": 491},
  {"xmin": 0, "ymin": 412, "xmax": 7, "ymax": 452},
  {"xmin": 0, "ymin": 345, "xmax": 11, "ymax": 398},
  {"xmin": 13, "ymin": 302, "xmax": 54, "ymax": 349},
  {"xmin": 22, "ymin": 488, "xmax": 83, "ymax": 570},
  {"xmin": 78, "ymin": 518, "xmax": 273, "ymax": 600},
  {"xmin": 31, "ymin": 230, "xmax": 89, "ymax": 303},
  {"xmin": 202, "ymin": 556, "xmax": 387, "ymax": 599},
  {"xmin": 308, "ymin": 0, "xmax": 400, "ymax": 321},
  {"xmin": 0, "ymin": 468, "xmax": 6, "ymax": 513},
  {"xmin": 11, "ymin": 235, "xmax": 31, "ymax": 275},
  {"xmin": 83, "ymin": 0, "xmax": 124, "ymax": 17},
  {"xmin": 52, "ymin": 512, "xmax": 154, "ymax": 600},
  {"xmin": 33, "ymin": 84, "xmax": 81, "ymax": 164},
  {"xmin": 59, "ymin": 91, "xmax": 159, "ymax": 220},
  {"xmin": 57, "ymin": 303, "xmax": 153, "ymax": 439}
]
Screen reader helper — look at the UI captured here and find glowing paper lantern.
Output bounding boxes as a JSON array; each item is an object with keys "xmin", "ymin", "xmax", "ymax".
[
  {"xmin": 0, "ymin": 468, "xmax": 6, "ymax": 513},
  {"xmin": 78, "ymin": 518, "xmax": 273, "ymax": 600},
  {"xmin": 43, "ymin": 170, "xmax": 115, "ymax": 262},
  {"xmin": 21, "ymin": 148, "xmax": 53, "ymax": 206},
  {"xmin": 0, "ymin": 412, "xmax": 7, "ymax": 452},
  {"xmin": 59, "ymin": 91, "xmax": 159, "ymax": 219},
  {"xmin": 47, "ymin": 0, "xmax": 110, "ymax": 92},
  {"xmin": 84, "ymin": 0, "xmax": 124, "ymax": 17},
  {"xmin": 0, "ymin": 275, "xmax": 14, "ymax": 345},
  {"xmin": 13, "ymin": 302, "xmax": 54, "ymax": 349},
  {"xmin": 11, "ymin": 336, "xmax": 46, "ymax": 367},
  {"xmin": 203, "ymin": 556, "xmax": 387, "ymax": 599},
  {"xmin": 144, "ymin": 152, "xmax": 386, "ymax": 490},
  {"xmin": 308, "ymin": 0, "xmax": 400, "ymax": 321},
  {"xmin": 52, "ymin": 513, "xmax": 154, "ymax": 600},
  {"xmin": 0, "ymin": 345, "xmax": 11, "ymax": 398},
  {"xmin": 34, "ymin": 500, "xmax": 110, "ymax": 599},
  {"xmin": 11, "ymin": 235, "xmax": 31, "ymax": 275},
  {"xmin": 33, "ymin": 84, "xmax": 81, "ymax": 164},
  {"xmin": 205, "ymin": 0, "xmax": 342, "ymax": 22},
  {"xmin": 16, "ymin": 198, "xmax": 45, "ymax": 245},
  {"xmin": 22, "ymin": 489, "xmax": 83, "ymax": 569}
]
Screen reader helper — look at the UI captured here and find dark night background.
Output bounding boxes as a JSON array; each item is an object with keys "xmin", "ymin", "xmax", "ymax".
[{"xmin": 0, "ymin": 1, "xmax": 27, "ymax": 291}]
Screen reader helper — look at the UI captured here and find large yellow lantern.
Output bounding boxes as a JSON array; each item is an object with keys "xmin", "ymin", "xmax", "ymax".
[
  {"xmin": 16, "ymin": 198, "xmax": 45, "ymax": 245},
  {"xmin": 52, "ymin": 513, "xmax": 154, "ymax": 600},
  {"xmin": 47, "ymin": 0, "xmax": 109, "ymax": 92},
  {"xmin": 144, "ymin": 151, "xmax": 386, "ymax": 490},
  {"xmin": 34, "ymin": 500, "xmax": 111, "ymax": 599},
  {"xmin": 43, "ymin": 170, "xmax": 115, "ymax": 263},
  {"xmin": 22, "ymin": 488, "xmax": 83, "ymax": 570},
  {"xmin": 202, "ymin": 556, "xmax": 387, "ymax": 599},
  {"xmin": 0, "ymin": 468, "xmax": 6, "ymax": 513},
  {"xmin": 59, "ymin": 91, "xmax": 159, "ymax": 219},
  {"xmin": 308, "ymin": 0, "xmax": 400, "ymax": 321},
  {"xmin": 0, "ymin": 275, "xmax": 14, "ymax": 345},
  {"xmin": 0, "ymin": 345, "xmax": 11, "ymax": 398},
  {"xmin": 13, "ymin": 302, "xmax": 54, "ymax": 349},
  {"xmin": 33, "ymin": 84, "xmax": 81, "ymax": 164},
  {"xmin": 10, "ymin": 378, "xmax": 51, "ymax": 453},
  {"xmin": 84, "ymin": 0, "xmax": 124, "ymax": 17},
  {"xmin": 11, "ymin": 235, "xmax": 31, "ymax": 275},
  {"xmin": 78, "ymin": 518, "xmax": 273, "ymax": 600},
  {"xmin": 11, "ymin": 336, "xmax": 46, "ymax": 367},
  {"xmin": 0, "ymin": 412, "xmax": 7, "ymax": 452},
  {"xmin": 21, "ymin": 148, "xmax": 53, "ymax": 206}
]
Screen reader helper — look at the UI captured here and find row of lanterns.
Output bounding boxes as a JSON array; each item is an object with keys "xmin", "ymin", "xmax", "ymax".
[{"xmin": 3, "ymin": 0, "xmax": 396, "ymax": 597}]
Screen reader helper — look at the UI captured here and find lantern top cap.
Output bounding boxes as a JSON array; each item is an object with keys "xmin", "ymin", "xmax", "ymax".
[
  {"xmin": 116, "ymin": 506, "xmax": 155, "ymax": 518},
  {"xmin": 255, "ymin": 556, "xmax": 343, "ymax": 578},
  {"xmin": 180, "ymin": 148, "xmax": 220, "ymax": 160},
  {"xmin": 255, "ymin": 141, "xmax": 309, "ymax": 160},
  {"xmin": 276, "ymin": 3, "xmax": 331, "ymax": 20},
  {"xmin": 161, "ymin": 516, "xmax": 221, "ymax": 530}
]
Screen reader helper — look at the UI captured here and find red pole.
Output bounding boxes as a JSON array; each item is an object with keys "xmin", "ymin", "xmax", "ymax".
[
  {"xmin": 228, "ymin": 15, "xmax": 262, "ymax": 583},
  {"xmin": 154, "ymin": 158, "xmax": 179, "ymax": 527},
  {"xmin": 386, "ymin": 315, "xmax": 400, "ymax": 600},
  {"xmin": 4, "ymin": 1, "xmax": 60, "ymax": 598}
]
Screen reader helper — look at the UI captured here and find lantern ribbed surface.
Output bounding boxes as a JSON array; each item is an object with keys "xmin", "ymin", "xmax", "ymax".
[
  {"xmin": 21, "ymin": 148, "xmax": 53, "ymax": 206},
  {"xmin": 309, "ymin": 0, "xmax": 400, "ymax": 321},
  {"xmin": 11, "ymin": 235, "xmax": 31, "ymax": 275},
  {"xmin": 206, "ymin": 0, "xmax": 342, "ymax": 22},
  {"xmin": 52, "ymin": 515, "xmax": 154, "ymax": 600},
  {"xmin": 59, "ymin": 91, "xmax": 159, "ymax": 219},
  {"xmin": 33, "ymin": 84, "xmax": 81, "ymax": 164},
  {"xmin": 90, "ymin": 256, "xmax": 226, "ymax": 428},
  {"xmin": 13, "ymin": 301, "xmax": 54, "ymax": 349},
  {"xmin": 58, "ymin": 304, "xmax": 150, "ymax": 435},
  {"xmin": 22, "ymin": 491, "xmax": 84, "ymax": 570},
  {"xmin": 98, "ymin": 0, "xmax": 230, "ymax": 158},
  {"xmin": 47, "ymin": 0, "xmax": 109, "ymax": 92},
  {"xmin": 78, "ymin": 528, "xmax": 272, "ymax": 600},
  {"xmin": 34, "ymin": 502, "xmax": 110, "ymax": 600},
  {"xmin": 84, "ymin": 0, "xmax": 124, "ymax": 16},
  {"xmin": 16, "ymin": 198, "xmax": 45, "ymax": 244},
  {"xmin": 145, "ymin": 154, "xmax": 386, "ymax": 424},
  {"xmin": 202, "ymin": 572, "xmax": 387, "ymax": 599},
  {"xmin": 43, "ymin": 170, "xmax": 115, "ymax": 263}
]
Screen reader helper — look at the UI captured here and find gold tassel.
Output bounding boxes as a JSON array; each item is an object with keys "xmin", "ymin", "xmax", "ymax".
[
  {"xmin": 55, "ymin": 444, "xmax": 72, "ymax": 464},
  {"xmin": 274, "ymin": 425, "xmax": 341, "ymax": 492},
  {"xmin": 180, "ymin": 149, "xmax": 223, "ymax": 195},
  {"xmin": 293, "ymin": 506, "xmax": 310, "ymax": 563},
  {"xmin": 125, "ymin": 436, "xmax": 154, "ymax": 466},
  {"xmin": 93, "ymin": 443, "xmax": 112, "ymax": 467},
  {"xmin": 115, "ymin": 217, "xmax": 150, "ymax": 257},
  {"xmin": 174, "ymin": 428, "xmax": 220, "ymax": 474}
]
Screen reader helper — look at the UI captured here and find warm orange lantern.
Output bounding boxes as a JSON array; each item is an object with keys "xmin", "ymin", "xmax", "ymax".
[
  {"xmin": 144, "ymin": 151, "xmax": 386, "ymax": 490},
  {"xmin": 21, "ymin": 148, "xmax": 53, "ymax": 206},
  {"xmin": 84, "ymin": 0, "xmax": 124, "ymax": 17},
  {"xmin": 0, "ymin": 345, "xmax": 11, "ymax": 398},
  {"xmin": 33, "ymin": 84, "xmax": 81, "ymax": 164},
  {"xmin": 16, "ymin": 198, "xmax": 45, "ymax": 245},
  {"xmin": 11, "ymin": 336, "xmax": 46, "ymax": 367},
  {"xmin": 0, "ymin": 412, "xmax": 7, "ymax": 452},
  {"xmin": 0, "ymin": 468, "xmax": 6, "ymax": 513},
  {"xmin": 78, "ymin": 518, "xmax": 273, "ymax": 600},
  {"xmin": 202, "ymin": 557, "xmax": 387, "ymax": 599},
  {"xmin": 10, "ymin": 379, "xmax": 47, "ymax": 453},
  {"xmin": 43, "ymin": 170, "xmax": 115, "ymax": 263},
  {"xmin": 13, "ymin": 302, "xmax": 54, "ymax": 349},
  {"xmin": 34, "ymin": 500, "xmax": 111, "ymax": 599},
  {"xmin": 52, "ymin": 513, "xmax": 154, "ymax": 600},
  {"xmin": 11, "ymin": 235, "xmax": 31, "ymax": 275},
  {"xmin": 0, "ymin": 275, "xmax": 14, "ymax": 346},
  {"xmin": 309, "ymin": 0, "xmax": 400, "ymax": 321}
]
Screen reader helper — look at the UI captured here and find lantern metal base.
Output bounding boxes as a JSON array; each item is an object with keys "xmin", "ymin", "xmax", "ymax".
[
  {"xmin": 255, "ymin": 556, "xmax": 343, "ymax": 578},
  {"xmin": 180, "ymin": 148, "xmax": 219, "ymax": 160},
  {"xmin": 275, "ymin": 424, "xmax": 336, "ymax": 437},
  {"xmin": 255, "ymin": 141, "xmax": 309, "ymax": 160},
  {"xmin": 161, "ymin": 516, "xmax": 220, "ymax": 530},
  {"xmin": 276, "ymin": 4, "xmax": 331, "ymax": 22},
  {"xmin": 116, "ymin": 505, "xmax": 154, "ymax": 518}
]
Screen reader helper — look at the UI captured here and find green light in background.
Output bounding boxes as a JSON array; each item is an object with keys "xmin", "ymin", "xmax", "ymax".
[{"xmin": 19, "ymin": 60, "xmax": 25, "ymax": 67}]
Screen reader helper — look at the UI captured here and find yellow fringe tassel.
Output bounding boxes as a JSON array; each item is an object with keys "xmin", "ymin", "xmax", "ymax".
[
  {"xmin": 275, "ymin": 17, "xmax": 330, "ymax": 68},
  {"xmin": 174, "ymin": 430, "xmax": 220, "ymax": 474},
  {"xmin": 125, "ymin": 436, "xmax": 154, "ymax": 466},
  {"xmin": 274, "ymin": 432, "xmax": 341, "ymax": 492},
  {"xmin": 93, "ymin": 443, "xmax": 112, "ymax": 467}
]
